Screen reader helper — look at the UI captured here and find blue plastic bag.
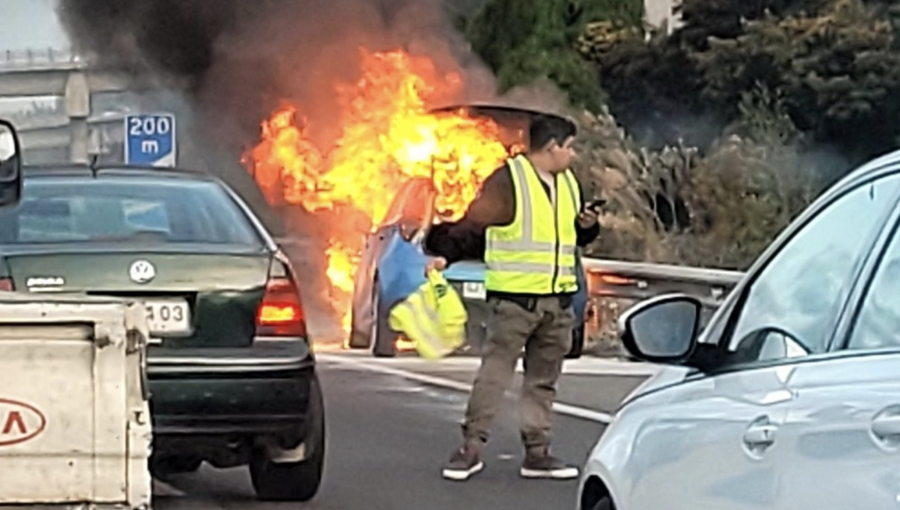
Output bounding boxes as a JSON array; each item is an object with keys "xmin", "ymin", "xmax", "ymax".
[
  {"xmin": 573, "ymin": 250, "xmax": 588, "ymax": 322},
  {"xmin": 377, "ymin": 232, "xmax": 429, "ymax": 311}
]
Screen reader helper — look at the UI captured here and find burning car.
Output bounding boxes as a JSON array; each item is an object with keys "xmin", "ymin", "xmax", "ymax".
[
  {"xmin": 346, "ymin": 105, "xmax": 590, "ymax": 358},
  {"xmin": 243, "ymin": 52, "xmax": 594, "ymax": 353}
]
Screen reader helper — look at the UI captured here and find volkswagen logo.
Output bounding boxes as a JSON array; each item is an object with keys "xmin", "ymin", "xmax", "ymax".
[{"xmin": 129, "ymin": 260, "xmax": 156, "ymax": 284}]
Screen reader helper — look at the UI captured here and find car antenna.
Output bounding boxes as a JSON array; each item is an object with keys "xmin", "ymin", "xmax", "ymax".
[{"xmin": 89, "ymin": 153, "xmax": 100, "ymax": 176}]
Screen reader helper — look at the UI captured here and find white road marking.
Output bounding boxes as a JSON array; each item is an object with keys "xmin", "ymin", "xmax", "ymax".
[
  {"xmin": 318, "ymin": 350, "xmax": 661, "ymax": 376},
  {"xmin": 319, "ymin": 353, "xmax": 615, "ymax": 424}
]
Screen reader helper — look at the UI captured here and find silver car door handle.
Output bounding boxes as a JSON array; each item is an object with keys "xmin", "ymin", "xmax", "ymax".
[
  {"xmin": 871, "ymin": 415, "xmax": 900, "ymax": 438},
  {"xmin": 744, "ymin": 424, "xmax": 778, "ymax": 446}
]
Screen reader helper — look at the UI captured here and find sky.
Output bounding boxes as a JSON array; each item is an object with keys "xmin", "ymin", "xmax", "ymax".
[
  {"xmin": 0, "ymin": 0, "xmax": 68, "ymax": 114},
  {"xmin": 0, "ymin": 0, "xmax": 69, "ymax": 52}
]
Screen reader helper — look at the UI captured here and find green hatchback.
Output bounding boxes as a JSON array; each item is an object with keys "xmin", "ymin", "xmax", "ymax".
[{"xmin": 0, "ymin": 165, "xmax": 324, "ymax": 502}]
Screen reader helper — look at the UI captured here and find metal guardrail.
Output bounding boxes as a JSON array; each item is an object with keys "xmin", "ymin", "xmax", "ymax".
[
  {"xmin": 274, "ymin": 236, "xmax": 745, "ymax": 308},
  {"xmin": 578, "ymin": 257, "xmax": 744, "ymax": 353},
  {"xmin": 0, "ymin": 48, "xmax": 84, "ymax": 70},
  {"xmin": 582, "ymin": 257, "xmax": 744, "ymax": 308}
]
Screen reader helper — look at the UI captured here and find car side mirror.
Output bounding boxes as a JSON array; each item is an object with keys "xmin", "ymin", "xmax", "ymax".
[
  {"xmin": 619, "ymin": 294, "xmax": 702, "ymax": 363},
  {"xmin": 0, "ymin": 120, "xmax": 22, "ymax": 209}
]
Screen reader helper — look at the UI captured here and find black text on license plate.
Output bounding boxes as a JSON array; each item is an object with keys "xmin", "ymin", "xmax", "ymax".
[{"xmin": 145, "ymin": 300, "xmax": 191, "ymax": 334}]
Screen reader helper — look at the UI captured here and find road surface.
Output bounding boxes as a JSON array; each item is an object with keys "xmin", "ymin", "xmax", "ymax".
[{"xmin": 153, "ymin": 351, "xmax": 654, "ymax": 510}]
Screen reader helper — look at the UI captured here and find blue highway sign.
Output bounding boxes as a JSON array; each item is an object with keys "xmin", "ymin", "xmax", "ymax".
[{"xmin": 125, "ymin": 114, "xmax": 176, "ymax": 167}]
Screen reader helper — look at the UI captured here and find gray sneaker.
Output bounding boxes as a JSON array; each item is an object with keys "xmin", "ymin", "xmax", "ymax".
[
  {"xmin": 441, "ymin": 443, "xmax": 484, "ymax": 481},
  {"xmin": 520, "ymin": 450, "xmax": 579, "ymax": 480}
]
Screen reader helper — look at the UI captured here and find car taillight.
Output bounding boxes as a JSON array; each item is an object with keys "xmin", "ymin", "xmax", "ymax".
[
  {"xmin": 256, "ymin": 263, "xmax": 307, "ymax": 338},
  {"xmin": 598, "ymin": 274, "xmax": 637, "ymax": 286},
  {"xmin": 0, "ymin": 278, "xmax": 13, "ymax": 292}
]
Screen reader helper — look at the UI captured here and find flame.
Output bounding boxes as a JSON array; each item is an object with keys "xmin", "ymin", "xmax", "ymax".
[
  {"xmin": 325, "ymin": 241, "xmax": 360, "ymax": 335},
  {"xmin": 245, "ymin": 48, "xmax": 514, "ymax": 342},
  {"xmin": 325, "ymin": 241, "xmax": 359, "ymax": 294},
  {"xmin": 395, "ymin": 336, "xmax": 417, "ymax": 352}
]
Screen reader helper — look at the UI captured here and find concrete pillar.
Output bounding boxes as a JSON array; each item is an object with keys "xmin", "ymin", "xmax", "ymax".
[{"xmin": 64, "ymin": 71, "xmax": 90, "ymax": 164}]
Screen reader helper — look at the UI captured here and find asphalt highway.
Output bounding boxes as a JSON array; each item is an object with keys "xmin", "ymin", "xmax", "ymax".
[{"xmin": 152, "ymin": 352, "xmax": 653, "ymax": 510}]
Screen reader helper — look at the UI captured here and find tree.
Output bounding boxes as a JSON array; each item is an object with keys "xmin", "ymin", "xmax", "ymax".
[
  {"xmin": 694, "ymin": 0, "xmax": 900, "ymax": 163},
  {"xmin": 586, "ymin": 0, "xmax": 900, "ymax": 167},
  {"xmin": 459, "ymin": 0, "xmax": 643, "ymax": 111},
  {"xmin": 574, "ymin": 85, "xmax": 824, "ymax": 269}
]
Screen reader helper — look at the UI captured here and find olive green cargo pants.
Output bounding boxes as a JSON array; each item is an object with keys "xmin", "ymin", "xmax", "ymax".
[{"xmin": 462, "ymin": 295, "xmax": 575, "ymax": 450}]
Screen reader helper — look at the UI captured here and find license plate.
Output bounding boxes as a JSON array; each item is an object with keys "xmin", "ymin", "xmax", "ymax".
[
  {"xmin": 462, "ymin": 282, "xmax": 486, "ymax": 300},
  {"xmin": 144, "ymin": 299, "xmax": 191, "ymax": 335}
]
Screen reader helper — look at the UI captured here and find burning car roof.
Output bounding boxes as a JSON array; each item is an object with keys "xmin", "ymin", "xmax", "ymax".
[{"xmin": 429, "ymin": 103, "xmax": 569, "ymax": 151}]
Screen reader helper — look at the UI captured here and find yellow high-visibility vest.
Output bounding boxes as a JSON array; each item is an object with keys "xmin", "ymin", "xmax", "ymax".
[
  {"xmin": 388, "ymin": 270, "xmax": 467, "ymax": 359},
  {"xmin": 485, "ymin": 154, "xmax": 581, "ymax": 295}
]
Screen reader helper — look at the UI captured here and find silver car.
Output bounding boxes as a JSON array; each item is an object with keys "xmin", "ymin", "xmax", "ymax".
[{"xmin": 578, "ymin": 148, "xmax": 900, "ymax": 510}]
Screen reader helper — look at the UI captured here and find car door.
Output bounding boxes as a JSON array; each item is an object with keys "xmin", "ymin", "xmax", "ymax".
[
  {"xmin": 627, "ymin": 171, "xmax": 900, "ymax": 510},
  {"xmin": 775, "ymin": 184, "xmax": 900, "ymax": 510},
  {"xmin": 348, "ymin": 178, "xmax": 435, "ymax": 349},
  {"xmin": 625, "ymin": 364, "xmax": 795, "ymax": 510}
]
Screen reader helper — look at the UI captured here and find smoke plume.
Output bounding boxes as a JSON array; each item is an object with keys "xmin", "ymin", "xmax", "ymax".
[
  {"xmin": 56, "ymin": 0, "xmax": 546, "ymax": 141},
  {"xmin": 56, "ymin": 0, "xmax": 569, "ymax": 342}
]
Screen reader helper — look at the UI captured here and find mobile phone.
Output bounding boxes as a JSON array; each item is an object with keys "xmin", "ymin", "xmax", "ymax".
[{"xmin": 585, "ymin": 199, "xmax": 606, "ymax": 212}]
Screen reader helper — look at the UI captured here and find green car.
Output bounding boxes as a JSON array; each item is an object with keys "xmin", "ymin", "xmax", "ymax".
[{"xmin": 0, "ymin": 165, "xmax": 324, "ymax": 502}]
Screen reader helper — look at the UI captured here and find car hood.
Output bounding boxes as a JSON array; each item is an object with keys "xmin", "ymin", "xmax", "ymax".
[{"xmin": 443, "ymin": 261, "xmax": 486, "ymax": 282}]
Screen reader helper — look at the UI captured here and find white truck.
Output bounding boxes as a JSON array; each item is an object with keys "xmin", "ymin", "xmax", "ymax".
[{"xmin": 0, "ymin": 120, "xmax": 153, "ymax": 509}]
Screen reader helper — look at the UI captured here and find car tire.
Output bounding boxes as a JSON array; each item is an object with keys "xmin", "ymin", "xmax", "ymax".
[
  {"xmin": 566, "ymin": 322, "xmax": 585, "ymax": 360},
  {"xmin": 250, "ymin": 376, "xmax": 326, "ymax": 502},
  {"xmin": 371, "ymin": 280, "xmax": 396, "ymax": 358},
  {"xmin": 346, "ymin": 310, "xmax": 372, "ymax": 350},
  {"xmin": 150, "ymin": 455, "xmax": 202, "ymax": 477},
  {"xmin": 592, "ymin": 497, "xmax": 613, "ymax": 510}
]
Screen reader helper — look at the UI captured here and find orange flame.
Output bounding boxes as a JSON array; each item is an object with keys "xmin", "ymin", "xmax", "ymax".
[
  {"xmin": 395, "ymin": 336, "xmax": 417, "ymax": 352},
  {"xmin": 325, "ymin": 241, "xmax": 360, "ymax": 333},
  {"xmin": 245, "ymin": 48, "xmax": 513, "ymax": 342}
]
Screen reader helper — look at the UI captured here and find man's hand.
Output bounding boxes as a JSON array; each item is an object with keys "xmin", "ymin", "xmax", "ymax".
[
  {"xmin": 577, "ymin": 208, "xmax": 599, "ymax": 229},
  {"xmin": 425, "ymin": 256, "xmax": 448, "ymax": 275}
]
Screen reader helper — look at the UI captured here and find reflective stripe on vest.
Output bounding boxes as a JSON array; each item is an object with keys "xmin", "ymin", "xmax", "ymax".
[{"xmin": 484, "ymin": 155, "xmax": 581, "ymax": 294}]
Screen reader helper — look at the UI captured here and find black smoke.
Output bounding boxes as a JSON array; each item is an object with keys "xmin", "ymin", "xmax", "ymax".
[
  {"xmin": 56, "ymin": 0, "xmax": 524, "ymax": 342},
  {"xmin": 58, "ymin": 1, "xmax": 297, "ymax": 90},
  {"xmin": 61, "ymin": 1, "xmax": 498, "ymax": 127}
]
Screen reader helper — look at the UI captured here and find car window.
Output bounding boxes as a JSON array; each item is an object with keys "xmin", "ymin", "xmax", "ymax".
[
  {"xmin": 721, "ymin": 174, "xmax": 900, "ymax": 366},
  {"xmin": 847, "ymin": 221, "xmax": 900, "ymax": 351},
  {"xmin": 0, "ymin": 176, "xmax": 262, "ymax": 246},
  {"xmin": 123, "ymin": 199, "xmax": 170, "ymax": 233}
]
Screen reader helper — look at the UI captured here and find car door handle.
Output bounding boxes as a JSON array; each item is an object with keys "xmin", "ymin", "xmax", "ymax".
[
  {"xmin": 744, "ymin": 424, "xmax": 778, "ymax": 447},
  {"xmin": 871, "ymin": 415, "xmax": 900, "ymax": 439}
]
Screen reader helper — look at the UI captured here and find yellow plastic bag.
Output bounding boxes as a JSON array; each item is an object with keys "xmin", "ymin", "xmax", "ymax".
[{"xmin": 388, "ymin": 269, "xmax": 468, "ymax": 359}]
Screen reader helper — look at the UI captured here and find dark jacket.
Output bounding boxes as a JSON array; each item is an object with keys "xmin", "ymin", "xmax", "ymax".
[{"xmin": 424, "ymin": 160, "xmax": 601, "ymax": 301}]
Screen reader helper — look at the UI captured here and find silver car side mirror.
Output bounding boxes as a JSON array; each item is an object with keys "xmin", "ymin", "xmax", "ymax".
[{"xmin": 619, "ymin": 294, "xmax": 702, "ymax": 363}]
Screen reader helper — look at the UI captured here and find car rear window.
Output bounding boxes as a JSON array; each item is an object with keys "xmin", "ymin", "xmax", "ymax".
[{"xmin": 0, "ymin": 176, "xmax": 263, "ymax": 246}]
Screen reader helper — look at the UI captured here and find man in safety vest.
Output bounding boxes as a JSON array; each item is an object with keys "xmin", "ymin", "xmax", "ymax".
[{"xmin": 425, "ymin": 114, "xmax": 600, "ymax": 481}]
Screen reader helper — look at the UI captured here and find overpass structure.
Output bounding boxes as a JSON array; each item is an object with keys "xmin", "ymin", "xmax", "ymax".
[{"xmin": 0, "ymin": 49, "xmax": 134, "ymax": 165}]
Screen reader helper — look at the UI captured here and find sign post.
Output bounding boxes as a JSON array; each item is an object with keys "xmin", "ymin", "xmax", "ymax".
[{"xmin": 124, "ymin": 114, "xmax": 176, "ymax": 167}]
